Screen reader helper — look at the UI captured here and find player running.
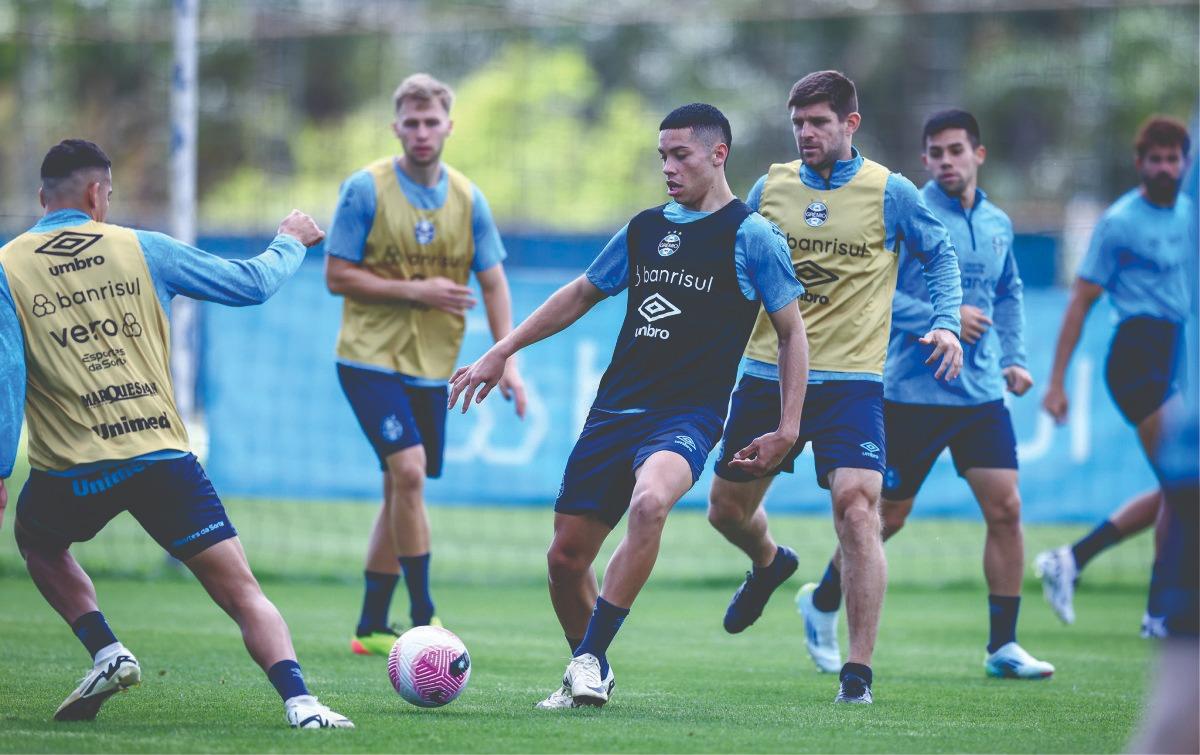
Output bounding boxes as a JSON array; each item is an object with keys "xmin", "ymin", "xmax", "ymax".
[
  {"xmin": 324, "ymin": 73, "xmax": 526, "ymax": 655},
  {"xmin": 797, "ymin": 109, "xmax": 1053, "ymax": 680},
  {"xmin": 449, "ymin": 104, "xmax": 808, "ymax": 709},
  {"xmin": 705, "ymin": 70, "xmax": 963, "ymax": 704},
  {"xmin": 0, "ymin": 140, "xmax": 352, "ymax": 728},
  {"xmin": 1036, "ymin": 116, "xmax": 1194, "ymax": 634}
]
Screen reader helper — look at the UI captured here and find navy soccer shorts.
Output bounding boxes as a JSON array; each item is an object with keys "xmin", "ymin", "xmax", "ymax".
[
  {"xmin": 15, "ymin": 454, "xmax": 236, "ymax": 561},
  {"xmin": 1105, "ymin": 316, "xmax": 1183, "ymax": 426},
  {"xmin": 880, "ymin": 399, "xmax": 1018, "ymax": 501},
  {"xmin": 555, "ymin": 407, "xmax": 723, "ymax": 528},
  {"xmin": 337, "ymin": 362, "xmax": 448, "ymax": 477},
  {"xmin": 714, "ymin": 376, "xmax": 885, "ymax": 488}
]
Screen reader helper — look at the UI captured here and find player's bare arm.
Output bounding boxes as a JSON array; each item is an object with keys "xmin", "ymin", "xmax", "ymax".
[
  {"xmin": 730, "ymin": 301, "xmax": 807, "ymax": 475},
  {"xmin": 1042, "ymin": 278, "xmax": 1103, "ymax": 423},
  {"xmin": 476, "ymin": 264, "xmax": 527, "ymax": 418},
  {"xmin": 325, "ymin": 255, "xmax": 477, "ymax": 314},
  {"xmin": 449, "ymin": 274, "xmax": 606, "ymax": 412}
]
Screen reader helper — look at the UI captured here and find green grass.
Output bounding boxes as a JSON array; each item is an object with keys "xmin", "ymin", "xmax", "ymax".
[{"xmin": 0, "ymin": 503, "xmax": 1156, "ymax": 753}]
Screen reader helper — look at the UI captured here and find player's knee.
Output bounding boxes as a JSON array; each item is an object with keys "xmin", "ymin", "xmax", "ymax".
[
  {"xmin": 837, "ymin": 500, "xmax": 881, "ymax": 542},
  {"xmin": 706, "ymin": 492, "xmax": 746, "ymax": 530},
  {"xmin": 983, "ymin": 492, "xmax": 1022, "ymax": 531},
  {"xmin": 628, "ymin": 488, "xmax": 671, "ymax": 532},
  {"xmin": 546, "ymin": 541, "xmax": 590, "ymax": 582},
  {"xmin": 386, "ymin": 456, "xmax": 426, "ymax": 494}
]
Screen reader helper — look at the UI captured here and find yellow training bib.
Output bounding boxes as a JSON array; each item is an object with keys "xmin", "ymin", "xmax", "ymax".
[
  {"xmin": 745, "ymin": 158, "xmax": 897, "ymax": 375},
  {"xmin": 335, "ymin": 159, "xmax": 476, "ymax": 379},
  {"xmin": 0, "ymin": 221, "xmax": 188, "ymax": 470}
]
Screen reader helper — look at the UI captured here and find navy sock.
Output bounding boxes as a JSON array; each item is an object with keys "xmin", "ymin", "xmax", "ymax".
[
  {"xmin": 267, "ymin": 659, "xmax": 310, "ymax": 702},
  {"xmin": 71, "ymin": 611, "xmax": 119, "ymax": 660},
  {"xmin": 399, "ymin": 554, "xmax": 435, "ymax": 626},
  {"xmin": 840, "ymin": 662, "xmax": 872, "ymax": 686},
  {"xmin": 356, "ymin": 570, "xmax": 399, "ymax": 635},
  {"xmin": 574, "ymin": 597, "xmax": 630, "ymax": 677},
  {"xmin": 1071, "ymin": 520, "xmax": 1122, "ymax": 572},
  {"xmin": 812, "ymin": 561, "xmax": 842, "ymax": 612},
  {"xmin": 987, "ymin": 595, "xmax": 1020, "ymax": 654},
  {"xmin": 566, "ymin": 636, "xmax": 583, "ymax": 654}
]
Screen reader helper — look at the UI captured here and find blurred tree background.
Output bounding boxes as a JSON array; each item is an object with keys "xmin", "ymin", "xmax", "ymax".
[{"xmin": 0, "ymin": 0, "xmax": 1195, "ymax": 239}]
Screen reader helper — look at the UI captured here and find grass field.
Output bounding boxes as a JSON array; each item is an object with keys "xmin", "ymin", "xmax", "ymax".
[{"xmin": 0, "ymin": 500, "xmax": 1157, "ymax": 753}]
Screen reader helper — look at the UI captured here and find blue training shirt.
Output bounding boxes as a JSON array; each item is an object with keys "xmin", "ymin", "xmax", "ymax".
[
  {"xmin": 585, "ymin": 201, "xmax": 804, "ymax": 313},
  {"xmin": 0, "ymin": 209, "xmax": 307, "ymax": 478},
  {"xmin": 1076, "ymin": 187, "xmax": 1195, "ymax": 325},
  {"xmin": 886, "ymin": 182, "xmax": 1025, "ymax": 406},
  {"xmin": 742, "ymin": 148, "xmax": 963, "ymax": 384}
]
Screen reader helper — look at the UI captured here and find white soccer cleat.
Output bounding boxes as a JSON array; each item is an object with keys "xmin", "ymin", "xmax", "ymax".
[
  {"xmin": 984, "ymin": 642, "xmax": 1055, "ymax": 679},
  {"xmin": 563, "ymin": 653, "xmax": 615, "ymax": 707},
  {"xmin": 796, "ymin": 583, "xmax": 842, "ymax": 674},
  {"xmin": 1034, "ymin": 547, "xmax": 1077, "ymax": 625},
  {"xmin": 54, "ymin": 647, "xmax": 142, "ymax": 721},
  {"xmin": 286, "ymin": 695, "xmax": 355, "ymax": 729},
  {"xmin": 534, "ymin": 683, "xmax": 580, "ymax": 710}
]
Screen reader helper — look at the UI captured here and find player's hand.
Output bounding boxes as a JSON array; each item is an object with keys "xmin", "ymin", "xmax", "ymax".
[
  {"xmin": 1003, "ymin": 365, "xmax": 1034, "ymax": 397},
  {"xmin": 1042, "ymin": 383, "xmax": 1069, "ymax": 425},
  {"xmin": 959, "ymin": 305, "xmax": 992, "ymax": 344},
  {"xmin": 498, "ymin": 358, "xmax": 527, "ymax": 420},
  {"xmin": 727, "ymin": 430, "xmax": 798, "ymax": 477},
  {"xmin": 414, "ymin": 278, "xmax": 477, "ymax": 315},
  {"xmin": 448, "ymin": 348, "xmax": 506, "ymax": 414},
  {"xmin": 277, "ymin": 209, "xmax": 326, "ymax": 247},
  {"xmin": 920, "ymin": 328, "xmax": 963, "ymax": 381}
]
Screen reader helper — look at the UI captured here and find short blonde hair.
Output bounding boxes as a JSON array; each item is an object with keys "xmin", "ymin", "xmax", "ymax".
[{"xmin": 393, "ymin": 73, "xmax": 454, "ymax": 114}]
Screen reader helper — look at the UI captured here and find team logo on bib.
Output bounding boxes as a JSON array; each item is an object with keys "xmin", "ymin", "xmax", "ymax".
[
  {"xmin": 804, "ymin": 201, "xmax": 829, "ymax": 227},
  {"xmin": 414, "ymin": 219, "xmax": 436, "ymax": 245},
  {"xmin": 657, "ymin": 232, "xmax": 682, "ymax": 257}
]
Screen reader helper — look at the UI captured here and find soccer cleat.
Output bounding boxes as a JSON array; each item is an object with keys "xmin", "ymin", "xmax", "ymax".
[
  {"xmin": 536, "ymin": 664, "xmax": 615, "ymax": 710},
  {"xmin": 285, "ymin": 695, "xmax": 355, "ymax": 729},
  {"xmin": 834, "ymin": 673, "xmax": 873, "ymax": 704},
  {"xmin": 796, "ymin": 583, "xmax": 842, "ymax": 673},
  {"xmin": 724, "ymin": 546, "xmax": 799, "ymax": 633},
  {"xmin": 984, "ymin": 642, "xmax": 1055, "ymax": 679},
  {"xmin": 563, "ymin": 653, "xmax": 615, "ymax": 707},
  {"xmin": 54, "ymin": 649, "xmax": 141, "ymax": 721},
  {"xmin": 350, "ymin": 625, "xmax": 401, "ymax": 656},
  {"xmin": 1140, "ymin": 612, "xmax": 1168, "ymax": 639},
  {"xmin": 1034, "ymin": 547, "xmax": 1077, "ymax": 625}
]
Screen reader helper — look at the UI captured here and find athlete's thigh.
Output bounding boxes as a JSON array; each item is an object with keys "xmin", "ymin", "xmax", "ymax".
[
  {"xmin": 880, "ymin": 400, "xmax": 954, "ymax": 503},
  {"xmin": 555, "ymin": 410, "xmax": 642, "ymax": 529},
  {"xmin": 404, "ymin": 382, "xmax": 450, "ymax": 478},
  {"xmin": 183, "ymin": 536, "xmax": 261, "ymax": 605},
  {"xmin": 336, "ymin": 363, "xmax": 424, "ymax": 469},
  {"xmin": 947, "ymin": 401, "xmax": 1018, "ymax": 479},
  {"xmin": 125, "ymin": 455, "xmax": 239, "ymax": 561},
  {"xmin": 713, "ymin": 374, "xmax": 805, "ymax": 483},
  {"xmin": 632, "ymin": 449, "xmax": 698, "ymax": 511},
  {"xmin": 827, "ymin": 465, "xmax": 883, "ymax": 513},
  {"xmin": 809, "ymin": 381, "xmax": 886, "ymax": 491},
  {"xmin": 962, "ymin": 467, "xmax": 1021, "ymax": 519},
  {"xmin": 15, "ymin": 465, "xmax": 139, "ymax": 552}
]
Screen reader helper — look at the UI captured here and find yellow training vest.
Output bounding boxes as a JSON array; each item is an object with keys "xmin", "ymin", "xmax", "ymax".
[
  {"xmin": 335, "ymin": 159, "xmax": 476, "ymax": 379},
  {"xmin": 0, "ymin": 220, "xmax": 189, "ymax": 470},
  {"xmin": 745, "ymin": 158, "xmax": 897, "ymax": 375}
]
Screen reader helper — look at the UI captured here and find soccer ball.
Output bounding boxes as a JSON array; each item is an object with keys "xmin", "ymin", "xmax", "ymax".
[{"xmin": 387, "ymin": 625, "xmax": 472, "ymax": 708}]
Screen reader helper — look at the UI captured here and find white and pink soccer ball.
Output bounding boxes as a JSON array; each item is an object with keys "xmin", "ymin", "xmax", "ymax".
[{"xmin": 387, "ymin": 625, "xmax": 472, "ymax": 708}]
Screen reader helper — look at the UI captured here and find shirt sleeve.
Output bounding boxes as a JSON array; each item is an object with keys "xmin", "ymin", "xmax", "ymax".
[
  {"xmin": 1076, "ymin": 214, "xmax": 1118, "ymax": 288},
  {"xmin": 745, "ymin": 174, "xmax": 768, "ymax": 212},
  {"xmin": 0, "ymin": 269, "xmax": 26, "ymax": 478},
  {"xmin": 138, "ymin": 230, "xmax": 308, "ymax": 307},
  {"xmin": 736, "ymin": 213, "xmax": 804, "ymax": 312},
  {"xmin": 889, "ymin": 243, "xmax": 937, "ymax": 336},
  {"xmin": 886, "ymin": 173, "xmax": 962, "ymax": 334},
  {"xmin": 584, "ymin": 225, "xmax": 631, "ymax": 296},
  {"xmin": 992, "ymin": 222, "xmax": 1027, "ymax": 368},
  {"xmin": 469, "ymin": 185, "xmax": 508, "ymax": 273},
  {"xmin": 324, "ymin": 170, "xmax": 376, "ymax": 264}
]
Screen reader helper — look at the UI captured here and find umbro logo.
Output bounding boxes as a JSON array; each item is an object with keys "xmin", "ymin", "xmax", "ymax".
[
  {"xmin": 636, "ymin": 293, "xmax": 681, "ymax": 323},
  {"xmin": 860, "ymin": 441, "xmax": 881, "ymax": 459},
  {"xmin": 674, "ymin": 435, "xmax": 697, "ymax": 453},
  {"xmin": 35, "ymin": 231, "xmax": 103, "ymax": 258},
  {"xmin": 793, "ymin": 260, "xmax": 839, "ymax": 287}
]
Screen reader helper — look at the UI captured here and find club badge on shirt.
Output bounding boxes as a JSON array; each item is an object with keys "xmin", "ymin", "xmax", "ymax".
[
  {"xmin": 414, "ymin": 219, "xmax": 436, "ymax": 245},
  {"xmin": 804, "ymin": 201, "xmax": 829, "ymax": 227},
  {"xmin": 658, "ymin": 231, "xmax": 682, "ymax": 257}
]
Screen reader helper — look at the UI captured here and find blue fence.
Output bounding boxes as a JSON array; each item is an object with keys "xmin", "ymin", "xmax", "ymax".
[{"xmin": 201, "ymin": 242, "xmax": 1156, "ymax": 523}]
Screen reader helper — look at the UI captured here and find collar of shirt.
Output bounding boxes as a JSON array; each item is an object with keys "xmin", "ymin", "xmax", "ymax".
[
  {"xmin": 798, "ymin": 146, "xmax": 863, "ymax": 190},
  {"xmin": 31, "ymin": 208, "xmax": 92, "ymax": 232},
  {"xmin": 924, "ymin": 180, "xmax": 987, "ymax": 214}
]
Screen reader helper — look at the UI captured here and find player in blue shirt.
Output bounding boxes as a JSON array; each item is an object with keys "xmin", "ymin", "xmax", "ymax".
[
  {"xmin": 1036, "ymin": 116, "xmax": 1195, "ymax": 633},
  {"xmin": 797, "ymin": 110, "xmax": 1053, "ymax": 679},
  {"xmin": 449, "ymin": 104, "xmax": 809, "ymax": 709},
  {"xmin": 0, "ymin": 140, "xmax": 351, "ymax": 728}
]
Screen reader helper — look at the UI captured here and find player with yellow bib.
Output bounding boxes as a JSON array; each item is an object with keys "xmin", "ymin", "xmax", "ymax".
[
  {"xmin": 324, "ymin": 74, "xmax": 525, "ymax": 655},
  {"xmin": 705, "ymin": 71, "xmax": 964, "ymax": 704}
]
